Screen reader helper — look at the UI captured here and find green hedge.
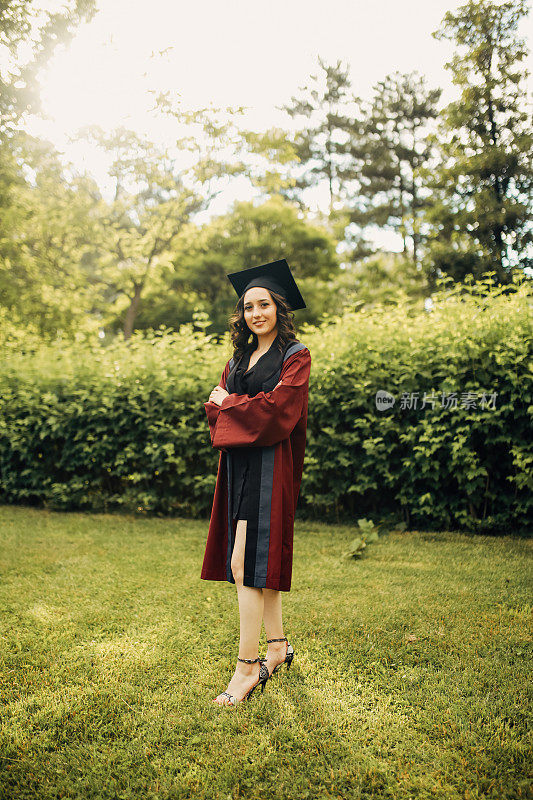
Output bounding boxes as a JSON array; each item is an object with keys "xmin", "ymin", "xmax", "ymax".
[{"xmin": 0, "ymin": 278, "xmax": 531, "ymax": 534}]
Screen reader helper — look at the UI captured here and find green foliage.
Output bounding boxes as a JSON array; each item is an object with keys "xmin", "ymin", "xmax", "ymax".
[
  {"xmin": 321, "ymin": 251, "xmax": 429, "ymax": 316},
  {"xmin": 345, "ymin": 71, "xmax": 442, "ymax": 269},
  {"xmin": 279, "ymin": 56, "xmax": 355, "ymax": 214},
  {"xmin": 241, "ymin": 59, "xmax": 444, "ymax": 269},
  {"xmin": 137, "ymin": 196, "xmax": 340, "ymax": 335},
  {"xmin": 0, "ymin": 134, "xmax": 103, "ymax": 339},
  {"xmin": 303, "ymin": 271, "xmax": 532, "ymax": 534},
  {"xmin": 2, "ymin": 3, "xmax": 532, "ymax": 346},
  {"xmin": 0, "ymin": 322, "xmax": 228, "ymax": 515},
  {"xmin": 428, "ymin": 0, "xmax": 533, "ymax": 280},
  {"xmin": 343, "ymin": 518, "xmax": 380, "ymax": 559},
  {"xmin": 0, "ymin": 273, "xmax": 531, "ymax": 534},
  {"xmin": 75, "ymin": 125, "xmax": 207, "ymax": 340}
]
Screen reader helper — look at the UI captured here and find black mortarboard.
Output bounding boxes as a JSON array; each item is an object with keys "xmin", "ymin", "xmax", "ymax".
[{"xmin": 226, "ymin": 259, "xmax": 306, "ymax": 310}]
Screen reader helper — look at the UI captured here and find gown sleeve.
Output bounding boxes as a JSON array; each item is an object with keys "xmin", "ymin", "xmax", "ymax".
[
  {"xmin": 204, "ymin": 360, "xmax": 231, "ymax": 448},
  {"xmin": 207, "ymin": 348, "xmax": 311, "ymax": 450}
]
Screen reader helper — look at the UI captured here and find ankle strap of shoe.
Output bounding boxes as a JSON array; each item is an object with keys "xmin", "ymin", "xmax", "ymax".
[
  {"xmin": 237, "ymin": 656, "xmax": 261, "ymax": 664},
  {"xmin": 266, "ymin": 637, "xmax": 287, "ymax": 643}
]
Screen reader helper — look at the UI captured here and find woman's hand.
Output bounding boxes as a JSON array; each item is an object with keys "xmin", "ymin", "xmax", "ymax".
[
  {"xmin": 208, "ymin": 381, "xmax": 281, "ymax": 406},
  {"xmin": 208, "ymin": 386, "xmax": 229, "ymax": 406}
]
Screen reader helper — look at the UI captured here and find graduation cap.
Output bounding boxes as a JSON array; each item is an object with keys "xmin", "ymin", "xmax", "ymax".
[{"xmin": 226, "ymin": 259, "xmax": 306, "ymax": 310}]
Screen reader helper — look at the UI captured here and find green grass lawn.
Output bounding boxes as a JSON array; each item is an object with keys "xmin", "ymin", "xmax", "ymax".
[{"xmin": 0, "ymin": 505, "xmax": 531, "ymax": 800}]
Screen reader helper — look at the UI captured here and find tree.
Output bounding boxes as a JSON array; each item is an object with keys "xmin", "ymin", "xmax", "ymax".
[
  {"xmin": 344, "ymin": 71, "xmax": 441, "ymax": 269},
  {"xmin": 241, "ymin": 62, "xmax": 441, "ymax": 270},
  {"xmin": 0, "ymin": 0, "xmax": 97, "ymax": 336},
  {"xmin": 135, "ymin": 196, "xmax": 340, "ymax": 335},
  {"xmin": 83, "ymin": 98, "xmax": 252, "ymax": 339},
  {"xmin": 79, "ymin": 127, "xmax": 205, "ymax": 340},
  {"xmin": 427, "ymin": 0, "xmax": 533, "ymax": 284},
  {"xmin": 241, "ymin": 58, "xmax": 359, "ymax": 214},
  {"xmin": 0, "ymin": 0, "xmax": 96, "ymax": 137},
  {"xmin": 280, "ymin": 57, "xmax": 357, "ymax": 215},
  {"xmin": 323, "ymin": 251, "xmax": 430, "ymax": 316},
  {"xmin": 0, "ymin": 134, "xmax": 102, "ymax": 338}
]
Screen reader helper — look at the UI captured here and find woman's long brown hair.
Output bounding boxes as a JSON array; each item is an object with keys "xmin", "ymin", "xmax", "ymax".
[{"xmin": 229, "ymin": 289, "xmax": 298, "ymax": 362}]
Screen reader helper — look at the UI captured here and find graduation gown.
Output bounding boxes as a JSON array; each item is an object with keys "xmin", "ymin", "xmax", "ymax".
[{"xmin": 201, "ymin": 339, "xmax": 311, "ymax": 592}]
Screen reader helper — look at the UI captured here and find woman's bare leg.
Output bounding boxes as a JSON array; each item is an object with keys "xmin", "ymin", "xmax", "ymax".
[
  {"xmin": 262, "ymin": 588, "xmax": 289, "ymax": 677},
  {"xmin": 213, "ymin": 519, "xmax": 265, "ymax": 706}
]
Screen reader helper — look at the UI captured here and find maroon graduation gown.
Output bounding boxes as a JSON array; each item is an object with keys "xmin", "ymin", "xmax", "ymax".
[{"xmin": 201, "ymin": 342, "xmax": 311, "ymax": 591}]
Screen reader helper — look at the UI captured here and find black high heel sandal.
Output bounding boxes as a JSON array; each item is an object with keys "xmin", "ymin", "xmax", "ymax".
[
  {"xmin": 214, "ymin": 657, "xmax": 269, "ymax": 707},
  {"xmin": 265, "ymin": 636, "xmax": 295, "ymax": 677}
]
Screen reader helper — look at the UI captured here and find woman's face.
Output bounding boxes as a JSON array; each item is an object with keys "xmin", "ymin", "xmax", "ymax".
[{"xmin": 243, "ymin": 287, "xmax": 278, "ymax": 336}]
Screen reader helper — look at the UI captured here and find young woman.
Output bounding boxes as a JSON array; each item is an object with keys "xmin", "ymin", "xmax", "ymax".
[{"xmin": 201, "ymin": 260, "xmax": 311, "ymax": 707}]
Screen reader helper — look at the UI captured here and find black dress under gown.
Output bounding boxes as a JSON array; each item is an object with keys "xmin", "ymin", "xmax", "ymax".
[{"xmin": 226, "ymin": 335, "xmax": 292, "ymax": 521}]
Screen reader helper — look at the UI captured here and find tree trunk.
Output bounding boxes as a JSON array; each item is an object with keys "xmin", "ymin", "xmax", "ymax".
[
  {"xmin": 485, "ymin": 66, "xmax": 507, "ymax": 280},
  {"xmin": 123, "ymin": 283, "xmax": 143, "ymax": 340}
]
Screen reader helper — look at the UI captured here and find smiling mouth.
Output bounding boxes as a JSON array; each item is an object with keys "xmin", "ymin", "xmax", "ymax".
[{"xmin": 254, "ymin": 322, "xmax": 266, "ymax": 326}]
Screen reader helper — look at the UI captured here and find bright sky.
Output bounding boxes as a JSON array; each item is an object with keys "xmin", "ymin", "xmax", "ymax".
[{"xmin": 26, "ymin": 0, "xmax": 533, "ymax": 250}]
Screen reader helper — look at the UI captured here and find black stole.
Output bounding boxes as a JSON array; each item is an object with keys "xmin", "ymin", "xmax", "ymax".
[{"xmin": 226, "ymin": 335, "xmax": 298, "ymax": 397}]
